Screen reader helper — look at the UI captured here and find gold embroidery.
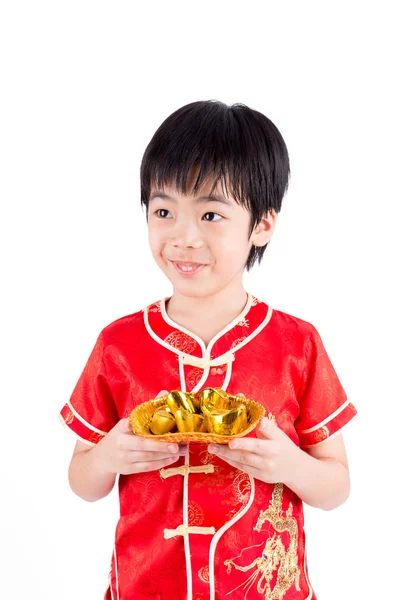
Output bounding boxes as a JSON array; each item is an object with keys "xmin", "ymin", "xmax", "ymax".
[
  {"xmin": 187, "ymin": 367, "xmax": 203, "ymax": 388},
  {"xmin": 211, "ymin": 365, "xmax": 227, "ymax": 375},
  {"xmin": 224, "ymin": 483, "xmax": 300, "ymax": 599},
  {"xmin": 223, "ymin": 472, "xmax": 253, "ymax": 520},
  {"xmin": 147, "ymin": 301, "xmax": 161, "ymax": 313},
  {"xmin": 232, "ymin": 471, "xmax": 252, "ymax": 505},
  {"xmin": 231, "ymin": 336, "xmax": 247, "ymax": 349},
  {"xmin": 237, "ymin": 316, "xmax": 250, "ymax": 328},
  {"xmin": 188, "ymin": 500, "xmax": 204, "ymax": 526},
  {"xmin": 64, "ymin": 409, "xmax": 74, "ymax": 426},
  {"xmin": 89, "ymin": 431, "xmax": 103, "ymax": 444},
  {"xmin": 164, "ymin": 331, "xmax": 198, "ymax": 353},
  {"xmin": 194, "ymin": 450, "xmax": 236, "ymax": 497},
  {"xmin": 198, "ymin": 565, "xmax": 210, "ymax": 583},
  {"xmin": 314, "ymin": 425, "xmax": 330, "ymax": 443}
]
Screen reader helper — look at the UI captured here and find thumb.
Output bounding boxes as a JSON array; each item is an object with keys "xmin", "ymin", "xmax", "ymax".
[
  {"xmin": 156, "ymin": 389, "xmax": 169, "ymax": 398},
  {"xmin": 120, "ymin": 417, "xmax": 132, "ymax": 432},
  {"xmin": 256, "ymin": 417, "xmax": 277, "ymax": 439}
]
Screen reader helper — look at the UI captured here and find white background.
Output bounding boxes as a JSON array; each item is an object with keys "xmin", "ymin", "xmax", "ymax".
[{"xmin": 1, "ymin": 1, "xmax": 399, "ymax": 599}]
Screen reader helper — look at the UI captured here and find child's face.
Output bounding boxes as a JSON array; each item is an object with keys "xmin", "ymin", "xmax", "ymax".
[{"xmin": 147, "ymin": 169, "xmax": 276, "ymax": 299}]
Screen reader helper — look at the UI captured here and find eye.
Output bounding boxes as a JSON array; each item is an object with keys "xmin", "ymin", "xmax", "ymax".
[
  {"xmin": 156, "ymin": 209, "xmax": 172, "ymax": 219},
  {"xmin": 203, "ymin": 212, "xmax": 223, "ymax": 222}
]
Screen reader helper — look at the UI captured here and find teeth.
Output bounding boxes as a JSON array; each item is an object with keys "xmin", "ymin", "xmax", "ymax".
[{"xmin": 175, "ymin": 262, "xmax": 202, "ymax": 271}]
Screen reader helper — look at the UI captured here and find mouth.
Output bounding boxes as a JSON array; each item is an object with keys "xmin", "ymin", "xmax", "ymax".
[{"xmin": 169, "ymin": 260, "xmax": 208, "ymax": 277}]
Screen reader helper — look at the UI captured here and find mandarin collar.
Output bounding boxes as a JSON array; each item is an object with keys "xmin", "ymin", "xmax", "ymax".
[{"xmin": 143, "ymin": 293, "xmax": 272, "ymax": 364}]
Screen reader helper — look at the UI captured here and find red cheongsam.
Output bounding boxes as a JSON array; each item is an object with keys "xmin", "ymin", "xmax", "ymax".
[{"xmin": 59, "ymin": 293, "xmax": 357, "ymax": 600}]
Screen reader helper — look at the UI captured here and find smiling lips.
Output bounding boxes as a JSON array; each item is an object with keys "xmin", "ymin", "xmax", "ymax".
[{"xmin": 170, "ymin": 260, "xmax": 208, "ymax": 277}]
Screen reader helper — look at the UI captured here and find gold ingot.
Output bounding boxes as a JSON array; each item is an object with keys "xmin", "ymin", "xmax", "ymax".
[
  {"xmin": 167, "ymin": 391, "xmax": 197, "ymax": 416},
  {"xmin": 206, "ymin": 404, "xmax": 248, "ymax": 436},
  {"xmin": 149, "ymin": 406, "xmax": 176, "ymax": 435},
  {"xmin": 175, "ymin": 409, "xmax": 206, "ymax": 433},
  {"xmin": 191, "ymin": 394, "xmax": 201, "ymax": 413},
  {"xmin": 199, "ymin": 387, "xmax": 230, "ymax": 416}
]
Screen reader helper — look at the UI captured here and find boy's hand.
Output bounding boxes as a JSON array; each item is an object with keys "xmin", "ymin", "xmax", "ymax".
[
  {"xmin": 207, "ymin": 394, "xmax": 300, "ymax": 485},
  {"xmin": 95, "ymin": 390, "xmax": 187, "ymax": 476}
]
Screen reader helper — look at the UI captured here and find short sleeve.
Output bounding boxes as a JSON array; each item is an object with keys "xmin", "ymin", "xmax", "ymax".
[
  {"xmin": 59, "ymin": 331, "xmax": 120, "ymax": 446},
  {"xmin": 295, "ymin": 324, "xmax": 357, "ymax": 448}
]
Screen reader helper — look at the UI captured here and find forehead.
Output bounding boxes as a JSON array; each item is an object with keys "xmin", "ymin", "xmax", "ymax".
[
  {"xmin": 149, "ymin": 171, "xmax": 238, "ymax": 206},
  {"xmin": 158, "ymin": 163, "xmax": 230, "ymax": 197},
  {"xmin": 149, "ymin": 187, "xmax": 235, "ymax": 208}
]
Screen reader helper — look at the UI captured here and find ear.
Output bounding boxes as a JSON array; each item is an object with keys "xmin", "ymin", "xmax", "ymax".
[{"xmin": 251, "ymin": 209, "xmax": 277, "ymax": 247}]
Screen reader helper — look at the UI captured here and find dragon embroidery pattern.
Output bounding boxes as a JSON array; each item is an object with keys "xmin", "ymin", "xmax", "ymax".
[{"xmin": 224, "ymin": 483, "xmax": 301, "ymax": 599}]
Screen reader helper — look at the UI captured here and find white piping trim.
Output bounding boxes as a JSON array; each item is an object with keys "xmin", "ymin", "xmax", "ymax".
[
  {"xmin": 58, "ymin": 414, "xmax": 95, "ymax": 446},
  {"xmin": 66, "ymin": 400, "xmax": 107, "ymax": 435},
  {"xmin": 183, "ymin": 451, "xmax": 193, "ymax": 600},
  {"xmin": 177, "ymin": 347, "xmax": 193, "ymax": 600},
  {"xmin": 109, "ymin": 576, "xmax": 115, "ymax": 600},
  {"xmin": 144, "ymin": 306, "xmax": 188, "ymax": 358},
  {"xmin": 221, "ymin": 360, "xmax": 233, "ymax": 391},
  {"xmin": 298, "ymin": 398, "xmax": 352, "ymax": 434},
  {"xmin": 144, "ymin": 304, "xmax": 211, "ymax": 393},
  {"xmin": 157, "ymin": 293, "xmax": 254, "ymax": 356},
  {"xmin": 145, "ymin": 295, "xmax": 272, "ymax": 396},
  {"xmin": 208, "ymin": 476, "xmax": 255, "ymax": 600},
  {"xmin": 179, "ymin": 355, "xmax": 187, "ymax": 392},
  {"xmin": 160, "ymin": 293, "xmax": 253, "ymax": 353},
  {"xmin": 114, "ymin": 543, "xmax": 120, "ymax": 600},
  {"xmin": 161, "ymin": 297, "xmax": 207, "ymax": 352},
  {"xmin": 303, "ymin": 537, "xmax": 314, "ymax": 599},
  {"xmin": 302, "ymin": 413, "xmax": 358, "ymax": 448},
  {"xmin": 146, "ymin": 295, "xmax": 272, "ymax": 400},
  {"xmin": 190, "ymin": 365, "xmax": 211, "ymax": 393},
  {"xmin": 223, "ymin": 303, "xmax": 274, "ymax": 357},
  {"xmin": 204, "ymin": 292, "xmax": 253, "ymax": 350},
  {"xmin": 190, "ymin": 300, "xmax": 272, "ymax": 393}
]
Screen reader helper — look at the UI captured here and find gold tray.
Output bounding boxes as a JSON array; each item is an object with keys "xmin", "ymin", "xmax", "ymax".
[{"xmin": 128, "ymin": 393, "xmax": 265, "ymax": 444}]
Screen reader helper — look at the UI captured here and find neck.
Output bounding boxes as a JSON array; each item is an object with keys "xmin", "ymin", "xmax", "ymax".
[{"xmin": 166, "ymin": 281, "xmax": 249, "ymax": 323}]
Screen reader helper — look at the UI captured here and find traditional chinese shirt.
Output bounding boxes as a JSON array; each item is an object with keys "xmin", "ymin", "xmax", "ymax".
[{"xmin": 59, "ymin": 293, "xmax": 357, "ymax": 600}]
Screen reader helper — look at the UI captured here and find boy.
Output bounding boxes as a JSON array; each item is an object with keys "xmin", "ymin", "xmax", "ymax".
[{"xmin": 60, "ymin": 100, "xmax": 357, "ymax": 600}]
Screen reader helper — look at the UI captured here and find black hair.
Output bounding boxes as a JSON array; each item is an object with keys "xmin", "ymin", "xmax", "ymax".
[{"xmin": 140, "ymin": 100, "xmax": 290, "ymax": 270}]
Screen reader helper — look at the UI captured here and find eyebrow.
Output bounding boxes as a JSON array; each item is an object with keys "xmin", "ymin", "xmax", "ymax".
[{"xmin": 149, "ymin": 191, "xmax": 233, "ymax": 206}]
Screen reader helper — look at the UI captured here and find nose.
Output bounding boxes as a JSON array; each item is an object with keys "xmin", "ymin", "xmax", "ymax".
[{"xmin": 170, "ymin": 219, "xmax": 204, "ymax": 249}]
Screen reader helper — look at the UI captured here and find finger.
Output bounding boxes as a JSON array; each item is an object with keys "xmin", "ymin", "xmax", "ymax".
[
  {"xmin": 127, "ymin": 455, "xmax": 181, "ymax": 474},
  {"xmin": 127, "ymin": 445, "xmax": 188, "ymax": 460},
  {"xmin": 119, "ymin": 418, "xmax": 132, "ymax": 433},
  {"xmin": 123, "ymin": 436, "xmax": 183, "ymax": 455},
  {"xmin": 212, "ymin": 454, "xmax": 261, "ymax": 479},
  {"xmin": 236, "ymin": 392, "xmax": 245, "ymax": 398},
  {"xmin": 255, "ymin": 418, "xmax": 280, "ymax": 440},
  {"xmin": 128, "ymin": 449, "xmax": 182, "ymax": 462},
  {"xmin": 225, "ymin": 437, "xmax": 274, "ymax": 456},
  {"xmin": 208, "ymin": 445, "xmax": 262, "ymax": 470},
  {"xmin": 156, "ymin": 389, "xmax": 169, "ymax": 398}
]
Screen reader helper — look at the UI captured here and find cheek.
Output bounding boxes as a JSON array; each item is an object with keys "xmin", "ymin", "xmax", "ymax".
[
  {"xmin": 147, "ymin": 237, "xmax": 165, "ymax": 268},
  {"xmin": 148, "ymin": 226, "xmax": 163, "ymax": 254},
  {"xmin": 216, "ymin": 227, "xmax": 251, "ymax": 261}
]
